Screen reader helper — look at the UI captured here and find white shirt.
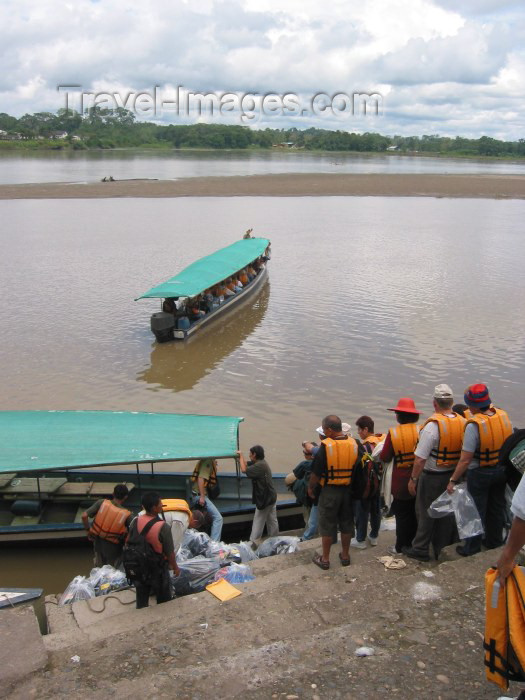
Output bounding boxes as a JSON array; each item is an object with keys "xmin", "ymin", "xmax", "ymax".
[
  {"xmin": 414, "ymin": 414, "xmax": 460, "ymax": 472},
  {"xmin": 511, "ymin": 474, "xmax": 525, "ymax": 521},
  {"xmin": 139, "ymin": 509, "xmax": 189, "ymax": 553}
]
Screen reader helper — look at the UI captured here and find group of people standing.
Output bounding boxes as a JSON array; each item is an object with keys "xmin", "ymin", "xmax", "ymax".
[
  {"xmin": 80, "ymin": 379, "xmax": 517, "ymax": 607},
  {"xmin": 294, "ymin": 381, "xmax": 513, "ymax": 570}
]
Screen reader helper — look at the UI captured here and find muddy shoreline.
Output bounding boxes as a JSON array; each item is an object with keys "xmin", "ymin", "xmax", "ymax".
[{"xmin": 1, "ymin": 172, "xmax": 524, "ymax": 199}]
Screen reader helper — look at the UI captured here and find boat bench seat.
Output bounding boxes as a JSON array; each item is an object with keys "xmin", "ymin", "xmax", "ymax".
[
  {"xmin": 11, "ymin": 514, "xmax": 42, "ymax": 526},
  {"xmin": 55, "ymin": 482, "xmax": 94, "ymax": 497},
  {"xmin": 88, "ymin": 482, "xmax": 135, "ymax": 497},
  {"xmin": 0, "ymin": 473, "xmax": 16, "ymax": 488},
  {"xmin": 0, "ymin": 477, "xmax": 67, "ymax": 495}
]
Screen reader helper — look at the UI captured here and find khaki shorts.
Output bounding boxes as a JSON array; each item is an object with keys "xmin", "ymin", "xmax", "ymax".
[{"xmin": 318, "ymin": 485, "xmax": 354, "ymax": 537}]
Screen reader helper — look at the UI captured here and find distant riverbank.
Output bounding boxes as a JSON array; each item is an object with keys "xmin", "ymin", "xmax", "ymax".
[{"xmin": 1, "ymin": 172, "xmax": 524, "ymax": 199}]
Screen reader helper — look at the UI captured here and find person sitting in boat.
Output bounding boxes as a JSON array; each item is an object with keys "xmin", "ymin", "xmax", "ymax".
[
  {"xmin": 233, "ymin": 277, "xmax": 243, "ymax": 292},
  {"xmin": 246, "ymin": 265, "xmax": 256, "ymax": 281},
  {"xmin": 188, "ymin": 298, "xmax": 206, "ymax": 322},
  {"xmin": 82, "ymin": 484, "xmax": 133, "ymax": 567},
  {"xmin": 163, "ymin": 298, "xmax": 176, "ymax": 314},
  {"xmin": 239, "ymin": 269, "xmax": 249, "ymax": 286},
  {"xmin": 224, "ymin": 279, "xmax": 235, "ymax": 297},
  {"xmin": 212, "ymin": 285, "xmax": 225, "ymax": 304}
]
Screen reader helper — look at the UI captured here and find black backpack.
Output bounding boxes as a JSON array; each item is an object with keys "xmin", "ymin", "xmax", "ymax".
[
  {"xmin": 351, "ymin": 453, "xmax": 382, "ymax": 501},
  {"xmin": 499, "ymin": 428, "xmax": 525, "ymax": 491},
  {"xmin": 122, "ymin": 517, "xmax": 164, "ymax": 585}
]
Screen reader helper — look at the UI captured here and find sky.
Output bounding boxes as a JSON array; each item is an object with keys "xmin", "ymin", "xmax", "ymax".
[{"xmin": 1, "ymin": 0, "xmax": 524, "ymax": 138}]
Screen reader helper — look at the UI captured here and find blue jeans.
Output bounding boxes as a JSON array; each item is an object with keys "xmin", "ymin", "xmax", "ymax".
[
  {"xmin": 303, "ymin": 504, "xmax": 319, "ymax": 540},
  {"xmin": 204, "ymin": 497, "xmax": 223, "ymax": 542},
  {"xmin": 462, "ymin": 466, "xmax": 506, "ymax": 555},
  {"xmin": 354, "ymin": 495, "xmax": 381, "ymax": 542}
]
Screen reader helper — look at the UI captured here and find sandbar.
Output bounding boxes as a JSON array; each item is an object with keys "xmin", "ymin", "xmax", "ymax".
[{"xmin": 0, "ymin": 173, "xmax": 524, "ymax": 199}]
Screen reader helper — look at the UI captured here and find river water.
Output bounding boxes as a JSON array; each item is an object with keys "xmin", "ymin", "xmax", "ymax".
[
  {"xmin": 1, "ymin": 149, "xmax": 525, "ymax": 184},
  {"xmin": 1, "ymin": 188, "xmax": 525, "ymax": 606}
]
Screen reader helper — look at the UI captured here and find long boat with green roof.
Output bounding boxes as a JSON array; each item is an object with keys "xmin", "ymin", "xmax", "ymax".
[
  {"xmin": 137, "ymin": 237, "xmax": 271, "ymax": 341},
  {"xmin": 0, "ymin": 410, "xmax": 298, "ymax": 544}
]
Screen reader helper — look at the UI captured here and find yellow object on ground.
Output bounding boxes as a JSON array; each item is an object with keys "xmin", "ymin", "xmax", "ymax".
[{"xmin": 205, "ymin": 579, "xmax": 242, "ymax": 602}]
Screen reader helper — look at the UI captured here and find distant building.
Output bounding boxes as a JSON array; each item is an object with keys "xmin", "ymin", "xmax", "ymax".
[
  {"xmin": 386, "ymin": 145, "xmax": 398, "ymax": 151},
  {"xmin": 50, "ymin": 131, "xmax": 68, "ymax": 140},
  {"xmin": 0, "ymin": 130, "xmax": 22, "ymax": 141}
]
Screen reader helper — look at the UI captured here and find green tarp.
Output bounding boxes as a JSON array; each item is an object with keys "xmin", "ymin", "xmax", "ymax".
[
  {"xmin": 137, "ymin": 237, "xmax": 270, "ymax": 300},
  {"xmin": 0, "ymin": 411, "xmax": 244, "ymax": 473}
]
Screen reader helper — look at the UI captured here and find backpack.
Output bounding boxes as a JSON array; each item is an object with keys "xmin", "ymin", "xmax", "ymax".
[
  {"xmin": 122, "ymin": 517, "xmax": 164, "ymax": 585},
  {"xmin": 351, "ymin": 453, "xmax": 382, "ymax": 501},
  {"xmin": 499, "ymin": 428, "xmax": 525, "ymax": 491}
]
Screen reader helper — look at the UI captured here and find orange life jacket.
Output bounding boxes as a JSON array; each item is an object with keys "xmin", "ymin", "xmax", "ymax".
[
  {"xmin": 240, "ymin": 273, "xmax": 248, "ymax": 285},
  {"xmin": 191, "ymin": 460, "xmax": 218, "ymax": 493},
  {"xmin": 420, "ymin": 413, "xmax": 466, "ymax": 467},
  {"xmin": 463, "ymin": 408, "xmax": 472, "ymax": 420},
  {"xmin": 484, "ymin": 566, "xmax": 525, "ymax": 690},
  {"xmin": 364, "ymin": 433, "xmax": 385, "ymax": 448},
  {"xmin": 321, "ymin": 437, "xmax": 358, "ymax": 486},
  {"xmin": 389, "ymin": 424, "xmax": 420, "ymax": 468},
  {"xmin": 89, "ymin": 499, "xmax": 131, "ymax": 544},
  {"xmin": 467, "ymin": 408, "xmax": 512, "ymax": 467},
  {"xmin": 161, "ymin": 499, "xmax": 192, "ymax": 520}
]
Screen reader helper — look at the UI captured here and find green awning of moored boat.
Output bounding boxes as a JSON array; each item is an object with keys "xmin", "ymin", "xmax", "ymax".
[
  {"xmin": 0, "ymin": 411, "xmax": 244, "ymax": 473},
  {"xmin": 137, "ymin": 237, "xmax": 270, "ymax": 300}
]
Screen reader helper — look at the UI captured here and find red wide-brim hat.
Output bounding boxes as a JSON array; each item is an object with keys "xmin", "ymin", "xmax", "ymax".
[{"xmin": 387, "ymin": 397, "xmax": 421, "ymax": 414}]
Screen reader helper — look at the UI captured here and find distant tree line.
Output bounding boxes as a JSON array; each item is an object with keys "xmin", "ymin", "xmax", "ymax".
[{"xmin": 0, "ymin": 108, "xmax": 524, "ymax": 157}]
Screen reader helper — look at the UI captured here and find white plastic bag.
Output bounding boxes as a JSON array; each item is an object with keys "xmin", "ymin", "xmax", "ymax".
[
  {"xmin": 58, "ymin": 576, "xmax": 96, "ymax": 606},
  {"xmin": 428, "ymin": 484, "xmax": 484, "ymax": 539}
]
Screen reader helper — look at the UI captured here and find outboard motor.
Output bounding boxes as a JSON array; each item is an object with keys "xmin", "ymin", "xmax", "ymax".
[{"xmin": 150, "ymin": 312, "xmax": 175, "ymax": 343}]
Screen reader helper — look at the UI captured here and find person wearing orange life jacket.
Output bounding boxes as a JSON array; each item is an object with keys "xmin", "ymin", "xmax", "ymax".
[
  {"xmin": 380, "ymin": 398, "xmax": 422, "ymax": 555},
  {"xmin": 402, "ymin": 384, "xmax": 466, "ymax": 562},
  {"xmin": 127, "ymin": 491, "xmax": 178, "ymax": 609},
  {"xmin": 82, "ymin": 484, "xmax": 133, "ymax": 567},
  {"xmin": 447, "ymin": 383, "xmax": 513, "ymax": 557},
  {"xmin": 139, "ymin": 498, "xmax": 205, "ymax": 555},
  {"xmin": 308, "ymin": 415, "xmax": 364, "ymax": 570},
  {"xmin": 351, "ymin": 415, "xmax": 385, "ymax": 550}
]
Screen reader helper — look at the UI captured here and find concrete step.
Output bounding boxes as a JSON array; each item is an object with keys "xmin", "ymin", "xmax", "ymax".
[{"xmin": 16, "ymin": 546, "xmax": 502, "ymax": 700}]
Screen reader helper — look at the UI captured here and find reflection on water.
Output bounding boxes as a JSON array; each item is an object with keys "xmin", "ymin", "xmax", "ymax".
[
  {"xmin": 138, "ymin": 281, "xmax": 270, "ymax": 392},
  {"xmin": 1, "ymin": 149, "xmax": 525, "ymax": 184}
]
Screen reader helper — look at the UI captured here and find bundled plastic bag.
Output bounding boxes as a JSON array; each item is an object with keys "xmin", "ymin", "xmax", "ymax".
[
  {"xmin": 256, "ymin": 536, "xmax": 300, "ymax": 558},
  {"xmin": 171, "ymin": 556, "xmax": 223, "ymax": 596},
  {"xmin": 88, "ymin": 565, "xmax": 128, "ymax": 595},
  {"xmin": 214, "ymin": 563, "xmax": 255, "ymax": 584},
  {"xmin": 58, "ymin": 576, "xmax": 96, "ymax": 606},
  {"xmin": 428, "ymin": 484, "xmax": 484, "ymax": 539},
  {"xmin": 182, "ymin": 529, "xmax": 212, "ymax": 557},
  {"xmin": 233, "ymin": 541, "xmax": 258, "ymax": 563}
]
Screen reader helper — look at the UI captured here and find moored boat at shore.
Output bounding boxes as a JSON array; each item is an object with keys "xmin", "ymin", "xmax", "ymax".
[
  {"xmin": 137, "ymin": 237, "xmax": 271, "ymax": 342},
  {"xmin": 0, "ymin": 410, "xmax": 299, "ymax": 545}
]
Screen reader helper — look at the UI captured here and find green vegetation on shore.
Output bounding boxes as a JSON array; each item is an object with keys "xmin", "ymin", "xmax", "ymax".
[{"xmin": 1, "ymin": 108, "xmax": 524, "ymax": 158}]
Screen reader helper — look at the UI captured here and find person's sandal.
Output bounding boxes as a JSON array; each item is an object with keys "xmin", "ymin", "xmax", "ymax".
[
  {"xmin": 339, "ymin": 553, "xmax": 351, "ymax": 567},
  {"xmin": 312, "ymin": 553, "xmax": 330, "ymax": 570}
]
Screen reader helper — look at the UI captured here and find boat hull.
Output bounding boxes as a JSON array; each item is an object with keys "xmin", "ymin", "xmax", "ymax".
[{"xmin": 0, "ymin": 470, "xmax": 301, "ymax": 545}]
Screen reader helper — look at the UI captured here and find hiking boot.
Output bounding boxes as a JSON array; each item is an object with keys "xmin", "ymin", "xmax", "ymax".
[
  {"xmin": 368, "ymin": 536, "xmax": 378, "ymax": 546},
  {"xmin": 402, "ymin": 546, "xmax": 430, "ymax": 562},
  {"xmin": 350, "ymin": 537, "xmax": 367, "ymax": 550}
]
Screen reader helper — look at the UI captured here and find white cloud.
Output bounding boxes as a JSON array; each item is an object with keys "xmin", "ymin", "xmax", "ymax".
[{"xmin": 0, "ymin": 0, "xmax": 523, "ymax": 138}]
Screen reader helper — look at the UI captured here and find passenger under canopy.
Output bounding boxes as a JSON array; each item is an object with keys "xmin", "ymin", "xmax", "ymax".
[
  {"xmin": 0, "ymin": 411, "xmax": 244, "ymax": 473},
  {"xmin": 136, "ymin": 238, "xmax": 270, "ymax": 300}
]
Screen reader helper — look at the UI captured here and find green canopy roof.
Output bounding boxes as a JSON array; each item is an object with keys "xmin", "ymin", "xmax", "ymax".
[
  {"xmin": 137, "ymin": 237, "xmax": 270, "ymax": 300},
  {"xmin": 0, "ymin": 411, "xmax": 243, "ymax": 473}
]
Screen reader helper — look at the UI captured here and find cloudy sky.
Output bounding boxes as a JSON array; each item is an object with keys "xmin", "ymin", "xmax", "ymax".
[{"xmin": 1, "ymin": 0, "xmax": 524, "ymax": 138}]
